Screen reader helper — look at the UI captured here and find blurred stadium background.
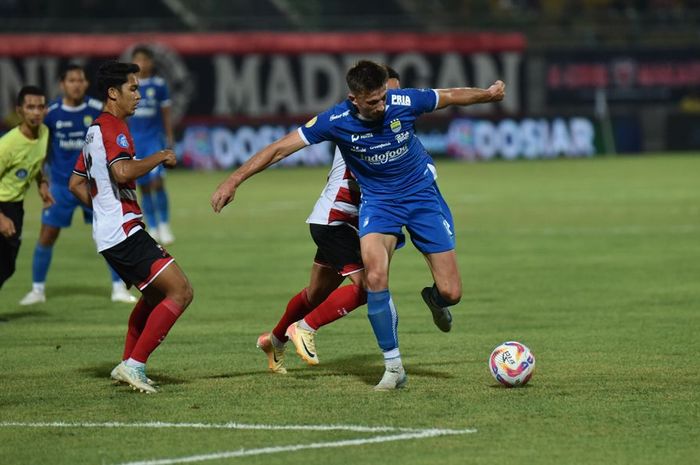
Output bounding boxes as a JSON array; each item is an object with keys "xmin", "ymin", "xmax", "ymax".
[{"xmin": 1, "ymin": 0, "xmax": 699, "ymax": 165}]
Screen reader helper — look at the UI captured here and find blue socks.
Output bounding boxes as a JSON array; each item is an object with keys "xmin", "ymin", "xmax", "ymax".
[
  {"xmin": 155, "ymin": 188, "xmax": 169, "ymax": 224},
  {"xmin": 367, "ymin": 289, "xmax": 400, "ymax": 359},
  {"xmin": 109, "ymin": 265, "xmax": 122, "ymax": 284},
  {"xmin": 32, "ymin": 244, "xmax": 53, "ymax": 283},
  {"xmin": 141, "ymin": 192, "xmax": 158, "ymax": 229}
]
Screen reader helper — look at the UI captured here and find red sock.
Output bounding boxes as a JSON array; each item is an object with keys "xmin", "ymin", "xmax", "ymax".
[
  {"xmin": 272, "ymin": 288, "xmax": 313, "ymax": 342},
  {"xmin": 130, "ymin": 298, "xmax": 185, "ymax": 363},
  {"xmin": 304, "ymin": 285, "xmax": 367, "ymax": 330},
  {"xmin": 122, "ymin": 297, "xmax": 154, "ymax": 361}
]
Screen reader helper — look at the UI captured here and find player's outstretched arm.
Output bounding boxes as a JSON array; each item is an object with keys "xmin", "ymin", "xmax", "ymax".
[
  {"xmin": 211, "ymin": 130, "xmax": 306, "ymax": 213},
  {"xmin": 435, "ymin": 80, "xmax": 505, "ymax": 110},
  {"xmin": 68, "ymin": 173, "xmax": 92, "ymax": 208},
  {"xmin": 110, "ymin": 149, "xmax": 177, "ymax": 184}
]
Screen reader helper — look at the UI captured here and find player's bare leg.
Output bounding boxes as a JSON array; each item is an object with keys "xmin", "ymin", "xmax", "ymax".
[
  {"xmin": 421, "ymin": 250, "xmax": 462, "ymax": 332},
  {"xmin": 361, "ymin": 233, "xmax": 407, "ymax": 390}
]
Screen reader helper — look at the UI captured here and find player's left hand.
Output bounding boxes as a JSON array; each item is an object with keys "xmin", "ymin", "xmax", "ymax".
[
  {"xmin": 39, "ymin": 182, "xmax": 55, "ymax": 208},
  {"xmin": 211, "ymin": 181, "xmax": 236, "ymax": 213}
]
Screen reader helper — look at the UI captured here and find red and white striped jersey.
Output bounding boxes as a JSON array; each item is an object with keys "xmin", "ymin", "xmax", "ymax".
[
  {"xmin": 73, "ymin": 112, "xmax": 144, "ymax": 252},
  {"xmin": 306, "ymin": 147, "xmax": 360, "ymax": 227}
]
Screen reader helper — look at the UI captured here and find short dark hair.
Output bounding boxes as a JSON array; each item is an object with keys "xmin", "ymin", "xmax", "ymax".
[
  {"xmin": 17, "ymin": 85, "xmax": 45, "ymax": 106},
  {"xmin": 96, "ymin": 61, "xmax": 140, "ymax": 100},
  {"xmin": 385, "ymin": 65, "xmax": 400, "ymax": 82},
  {"xmin": 131, "ymin": 45, "xmax": 154, "ymax": 59},
  {"xmin": 346, "ymin": 60, "xmax": 388, "ymax": 95},
  {"xmin": 59, "ymin": 63, "xmax": 85, "ymax": 81}
]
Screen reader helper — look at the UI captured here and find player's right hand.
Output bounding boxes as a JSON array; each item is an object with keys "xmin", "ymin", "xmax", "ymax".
[
  {"xmin": 487, "ymin": 80, "xmax": 506, "ymax": 102},
  {"xmin": 211, "ymin": 181, "xmax": 236, "ymax": 213},
  {"xmin": 160, "ymin": 149, "xmax": 177, "ymax": 168},
  {"xmin": 0, "ymin": 215, "xmax": 16, "ymax": 238}
]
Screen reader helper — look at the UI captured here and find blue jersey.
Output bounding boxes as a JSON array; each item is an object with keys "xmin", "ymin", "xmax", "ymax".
[
  {"xmin": 299, "ymin": 88, "xmax": 439, "ymax": 200},
  {"xmin": 129, "ymin": 76, "xmax": 171, "ymax": 157},
  {"xmin": 44, "ymin": 97, "xmax": 103, "ymax": 186}
]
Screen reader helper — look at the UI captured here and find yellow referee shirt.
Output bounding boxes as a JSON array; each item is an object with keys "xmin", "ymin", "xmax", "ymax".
[{"xmin": 0, "ymin": 124, "xmax": 49, "ymax": 202}]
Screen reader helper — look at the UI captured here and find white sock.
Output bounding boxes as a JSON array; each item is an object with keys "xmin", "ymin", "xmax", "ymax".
[
  {"xmin": 125, "ymin": 358, "xmax": 145, "ymax": 369},
  {"xmin": 383, "ymin": 349, "xmax": 402, "ymax": 370},
  {"xmin": 112, "ymin": 281, "xmax": 126, "ymax": 291},
  {"xmin": 270, "ymin": 333, "xmax": 285, "ymax": 349},
  {"xmin": 299, "ymin": 319, "xmax": 316, "ymax": 333},
  {"xmin": 32, "ymin": 283, "xmax": 45, "ymax": 293}
]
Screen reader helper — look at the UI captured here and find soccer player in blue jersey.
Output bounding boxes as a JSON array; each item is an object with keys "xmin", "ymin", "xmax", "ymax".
[
  {"xmin": 212, "ymin": 60, "xmax": 505, "ymax": 390},
  {"xmin": 129, "ymin": 46, "xmax": 175, "ymax": 245},
  {"xmin": 19, "ymin": 64, "xmax": 137, "ymax": 305}
]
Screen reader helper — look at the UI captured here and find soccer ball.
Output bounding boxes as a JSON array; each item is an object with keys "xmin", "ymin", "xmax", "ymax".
[{"xmin": 489, "ymin": 341, "xmax": 536, "ymax": 387}]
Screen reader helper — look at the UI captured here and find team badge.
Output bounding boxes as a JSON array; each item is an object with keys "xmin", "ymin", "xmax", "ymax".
[
  {"xmin": 117, "ymin": 134, "xmax": 129, "ymax": 148},
  {"xmin": 390, "ymin": 118, "xmax": 402, "ymax": 133},
  {"xmin": 83, "ymin": 115, "xmax": 93, "ymax": 127},
  {"xmin": 305, "ymin": 116, "xmax": 318, "ymax": 128},
  {"xmin": 147, "ymin": 87, "xmax": 156, "ymax": 98},
  {"xmin": 15, "ymin": 168, "xmax": 28, "ymax": 179}
]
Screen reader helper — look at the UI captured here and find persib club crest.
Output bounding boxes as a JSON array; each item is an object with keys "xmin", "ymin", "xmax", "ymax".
[
  {"xmin": 83, "ymin": 115, "xmax": 93, "ymax": 127},
  {"xmin": 15, "ymin": 168, "xmax": 28, "ymax": 179},
  {"xmin": 390, "ymin": 118, "xmax": 402, "ymax": 133},
  {"xmin": 116, "ymin": 134, "xmax": 129, "ymax": 148}
]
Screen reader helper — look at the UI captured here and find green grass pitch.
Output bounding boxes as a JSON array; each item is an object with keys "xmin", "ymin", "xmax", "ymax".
[{"xmin": 1, "ymin": 154, "xmax": 698, "ymax": 464}]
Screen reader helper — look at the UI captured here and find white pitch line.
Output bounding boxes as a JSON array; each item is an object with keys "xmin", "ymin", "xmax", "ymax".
[
  {"xmin": 0, "ymin": 421, "xmax": 460, "ymax": 434},
  {"xmin": 0, "ymin": 421, "xmax": 477, "ymax": 465},
  {"xmin": 115, "ymin": 429, "xmax": 475, "ymax": 465}
]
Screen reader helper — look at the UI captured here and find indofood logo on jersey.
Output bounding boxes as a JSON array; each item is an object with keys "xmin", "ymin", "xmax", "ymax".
[
  {"xmin": 116, "ymin": 134, "xmax": 129, "ymax": 148},
  {"xmin": 390, "ymin": 119, "xmax": 402, "ymax": 133},
  {"xmin": 361, "ymin": 145, "xmax": 409, "ymax": 165}
]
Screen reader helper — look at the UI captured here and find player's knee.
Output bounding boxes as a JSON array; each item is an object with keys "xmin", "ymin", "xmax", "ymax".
[{"xmin": 365, "ymin": 268, "xmax": 388, "ymax": 291}]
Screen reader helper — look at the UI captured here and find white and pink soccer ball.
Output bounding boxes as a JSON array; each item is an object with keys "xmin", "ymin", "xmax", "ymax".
[{"xmin": 489, "ymin": 341, "xmax": 536, "ymax": 387}]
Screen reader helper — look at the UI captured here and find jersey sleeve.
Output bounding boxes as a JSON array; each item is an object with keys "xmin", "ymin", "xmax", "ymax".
[
  {"xmin": 73, "ymin": 152, "xmax": 87, "ymax": 177},
  {"xmin": 100, "ymin": 125, "xmax": 132, "ymax": 166},
  {"xmin": 159, "ymin": 81, "xmax": 172, "ymax": 107},
  {"xmin": 0, "ymin": 135, "xmax": 10, "ymax": 178},
  {"xmin": 408, "ymin": 88, "xmax": 439, "ymax": 116},
  {"xmin": 298, "ymin": 112, "xmax": 334, "ymax": 146}
]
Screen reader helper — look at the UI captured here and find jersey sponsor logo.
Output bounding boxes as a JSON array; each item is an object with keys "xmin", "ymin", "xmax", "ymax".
[
  {"xmin": 83, "ymin": 115, "xmax": 93, "ymax": 127},
  {"xmin": 134, "ymin": 107, "xmax": 157, "ymax": 117},
  {"xmin": 305, "ymin": 116, "xmax": 318, "ymax": 128},
  {"xmin": 369, "ymin": 142, "xmax": 390, "ymax": 150},
  {"xmin": 55, "ymin": 120, "xmax": 74, "ymax": 129},
  {"xmin": 351, "ymin": 132, "xmax": 373, "ymax": 142},
  {"xmin": 15, "ymin": 168, "xmax": 28, "ymax": 179},
  {"xmin": 59, "ymin": 139, "xmax": 85, "ymax": 151},
  {"xmin": 395, "ymin": 131, "xmax": 410, "ymax": 144},
  {"xmin": 360, "ymin": 144, "xmax": 409, "ymax": 165},
  {"xmin": 329, "ymin": 110, "xmax": 350, "ymax": 121},
  {"xmin": 391, "ymin": 94, "xmax": 412, "ymax": 106},
  {"xmin": 117, "ymin": 134, "xmax": 129, "ymax": 148},
  {"xmin": 390, "ymin": 118, "xmax": 402, "ymax": 133}
]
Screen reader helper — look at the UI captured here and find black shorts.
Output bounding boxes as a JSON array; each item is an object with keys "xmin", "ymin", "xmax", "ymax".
[
  {"xmin": 0, "ymin": 201, "xmax": 24, "ymax": 288},
  {"xmin": 310, "ymin": 223, "xmax": 363, "ymax": 276},
  {"xmin": 100, "ymin": 229, "xmax": 174, "ymax": 291}
]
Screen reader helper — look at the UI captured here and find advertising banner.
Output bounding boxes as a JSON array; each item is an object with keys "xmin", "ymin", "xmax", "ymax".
[
  {"xmin": 0, "ymin": 32, "xmax": 526, "ymax": 126},
  {"xmin": 545, "ymin": 49, "xmax": 700, "ymax": 104}
]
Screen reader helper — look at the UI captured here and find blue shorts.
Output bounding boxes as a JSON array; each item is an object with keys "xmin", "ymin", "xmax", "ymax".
[
  {"xmin": 42, "ymin": 182, "xmax": 92, "ymax": 228},
  {"xmin": 135, "ymin": 139, "xmax": 167, "ymax": 186},
  {"xmin": 359, "ymin": 183, "xmax": 455, "ymax": 254}
]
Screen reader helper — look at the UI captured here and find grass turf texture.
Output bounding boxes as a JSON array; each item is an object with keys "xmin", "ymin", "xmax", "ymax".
[{"xmin": 1, "ymin": 154, "xmax": 698, "ymax": 464}]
